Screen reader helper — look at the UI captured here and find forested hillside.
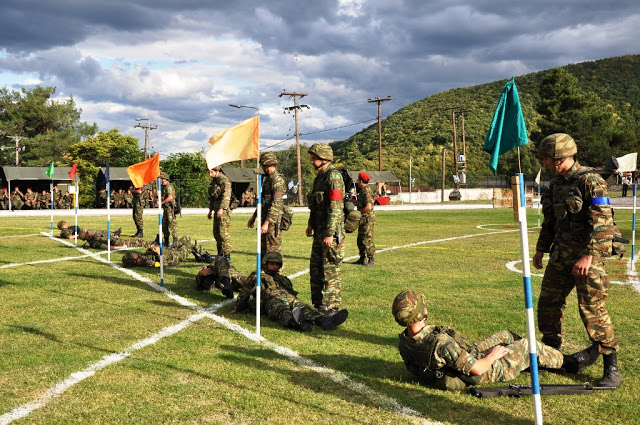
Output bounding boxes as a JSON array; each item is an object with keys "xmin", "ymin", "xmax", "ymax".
[{"xmin": 331, "ymin": 55, "xmax": 640, "ymax": 188}]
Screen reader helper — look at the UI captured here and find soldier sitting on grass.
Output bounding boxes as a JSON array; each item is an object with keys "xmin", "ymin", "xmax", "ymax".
[
  {"xmin": 230, "ymin": 251, "xmax": 349, "ymax": 332},
  {"xmin": 392, "ymin": 290, "xmax": 600, "ymax": 391}
]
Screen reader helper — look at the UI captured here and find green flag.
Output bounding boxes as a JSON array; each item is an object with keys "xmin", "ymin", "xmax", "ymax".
[
  {"xmin": 45, "ymin": 161, "xmax": 54, "ymax": 178},
  {"xmin": 483, "ymin": 77, "xmax": 528, "ymax": 175}
]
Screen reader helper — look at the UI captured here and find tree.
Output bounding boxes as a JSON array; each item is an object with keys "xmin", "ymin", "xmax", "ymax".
[
  {"xmin": 64, "ymin": 129, "xmax": 144, "ymax": 207},
  {"xmin": 0, "ymin": 86, "xmax": 97, "ymax": 166},
  {"xmin": 160, "ymin": 151, "xmax": 210, "ymax": 208}
]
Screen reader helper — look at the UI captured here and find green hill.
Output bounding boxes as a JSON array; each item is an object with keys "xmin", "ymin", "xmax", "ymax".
[{"xmin": 331, "ymin": 54, "xmax": 640, "ymax": 188}]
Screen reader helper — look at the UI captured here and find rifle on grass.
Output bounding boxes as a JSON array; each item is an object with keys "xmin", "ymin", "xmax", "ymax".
[{"xmin": 470, "ymin": 384, "xmax": 617, "ymax": 398}]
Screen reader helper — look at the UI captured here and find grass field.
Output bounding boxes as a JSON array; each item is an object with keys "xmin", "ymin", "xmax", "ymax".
[{"xmin": 1, "ymin": 207, "xmax": 639, "ymax": 424}]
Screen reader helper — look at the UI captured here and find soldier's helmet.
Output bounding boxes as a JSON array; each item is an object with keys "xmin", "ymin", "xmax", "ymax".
[
  {"xmin": 209, "ymin": 166, "xmax": 222, "ymax": 172},
  {"xmin": 122, "ymin": 252, "xmax": 141, "ymax": 267},
  {"xmin": 537, "ymin": 133, "xmax": 577, "ymax": 159},
  {"xmin": 259, "ymin": 152, "xmax": 278, "ymax": 166},
  {"xmin": 308, "ymin": 143, "xmax": 334, "ymax": 161},
  {"xmin": 160, "ymin": 171, "xmax": 170, "ymax": 179},
  {"xmin": 262, "ymin": 250, "xmax": 283, "ymax": 267},
  {"xmin": 57, "ymin": 220, "xmax": 67, "ymax": 230},
  {"xmin": 392, "ymin": 290, "xmax": 428, "ymax": 326}
]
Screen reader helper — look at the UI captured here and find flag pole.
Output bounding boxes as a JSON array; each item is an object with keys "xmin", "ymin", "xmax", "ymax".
[
  {"xmin": 158, "ymin": 176, "xmax": 164, "ymax": 286},
  {"xmin": 50, "ymin": 181, "xmax": 54, "ymax": 236},
  {"xmin": 513, "ymin": 173, "xmax": 543, "ymax": 425},
  {"xmin": 255, "ymin": 173, "xmax": 262, "ymax": 336},
  {"xmin": 74, "ymin": 180, "xmax": 79, "ymax": 246},
  {"xmin": 632, "ymin": 184, "xmax": 637, "ymax": 270},
  {"xmin": 107, "ymin": 179, "xmax": 111, "ymax": 262}
]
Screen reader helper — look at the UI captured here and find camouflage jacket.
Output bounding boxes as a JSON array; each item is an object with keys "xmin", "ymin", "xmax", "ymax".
[
  {"xmin": 235, "ymin": 270, "xmax": 298, "ymax": 303},
  {"xmin": 260, "ymin": 171, "xmax": 286, "ymax": 224},
  {"xmin": 356, "ymin": 184, "xmax": 375, "ymax": 217},
  {"xmin": 307, "ymin": 164, "xmax": 345, "ymax": 238},
  {"xmin": 161, "ymin": 182, "xmax": 176, "ymax": 210},
  {"xmin": 536, "ymin": 161, "xmax": 614, "ymax": 259},
  {"xmin": 208, "ymin": 174, "xmax": 231, "ymax": 211}
]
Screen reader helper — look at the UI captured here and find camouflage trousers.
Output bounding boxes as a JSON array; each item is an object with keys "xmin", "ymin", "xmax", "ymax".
[
  {"xmin": 213, "ymin": 210, "xmax": 232, "ymax": 256},
  {"xmin": 309, "ymin": 233, "xmax": 344, "ymax": 309},
  {"xmin": 261, "ymin": 220, "xmax": 282, "ymax": 256},
  {"xmin": 132, "ymin": 199, "xmax": 144, "ymax": 232},
  {"xmin": 162, "ymin": 207, "xmax": 178, "ymax": 241},
  {"xmin": 537, "ymin": 256, "xmax": 618, "ymax": 354},
  {"xmin": 357, "ymin": 213, "xmax": 376, "ymax": 260},
  {"xmin": 263, "ymin": 289, "xmax": 323, "ymax": 327},
  {"xmin": 478, "ymin": 330, "xmax": 565, "ymax": 384},
  {"xmin": 163, "ymin": 236, "xmax": 193, "ymax": 266}
]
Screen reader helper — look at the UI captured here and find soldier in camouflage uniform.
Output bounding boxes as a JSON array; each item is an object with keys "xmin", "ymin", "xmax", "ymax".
[
  {"xmin": 131, "ymin": 186, "xmax": 144, "ymax": 237},
  {"xmin": 354, "ymin": 172, "xmax": 376, "ymax": 266},
  {"xmin": 24, "ymin": 188, "xmax": 38, "ymax": 209},
  {"xmin": 57, "ymin": 220, "xmax": 121, "ymax": 242},
  {"xmin": 230, "ymin": 251, "xmax": 348, "ymax": 332},
  {"xmin": 195, "ymin": 255, "xmax": 237, "ymax": 297},
  {"xmin": 11, "ymin": 187, "xmax": 24, "ymax": 210},
  {"xmin": 160, "ymin": 172, "xmax": 178, "ymax": 245},
  {"xmin": 533, "ymin": 133, "xmax": 621, "ymax": 388},
  {"xmin": 38, "ymin": 190, "xmax": 50, "ymax": 210},
  {"xmin": 207, "ymin": 166, "xmax": 232, "ymax": 260},
  {"xmin": 392, "ymin": 290, "xmax": 598, "ymax": 391},
  {"xmin": 52, "ymin": 185, "xmax": 62, "ymax": 209},
  {"xmin": 248, "ymin": 152, "xmax": 287, "ymax": 255},
  {"xmin": 0, "ymin": 188, "xmax": 8, "ymax": 210},
  {"xmin": 306, "ymin": 143, "xmax": 345, "ymax": 314},
  {"xmin": 121, "ymin": 236, "xmax": 204, "ymax": 267}
]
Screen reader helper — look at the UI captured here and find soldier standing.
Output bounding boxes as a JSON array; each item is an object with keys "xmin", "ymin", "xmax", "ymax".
[
  {"xmin": 131, "ymin": 186, "xmax": 144, "ymax": 237},
  {"xmin": 392, "ymin": 290, "xmax": 599, "ymax": 390},
  {"xmin": 248, "ymin": 152, "xmax": 286, "ymax": 255},
  {"xmin": 52, "ymin": 185, "xmax": 62, "ymax": 209},
  {"xmin": 160, "ymin": 172, "xmax": 178, "ymax": 245},
  {"xmin": 533, "ymin": 133, "xmax": 621, "ymax": 388},
  {"xmin": 207, "ymin": 166, "xmax": 232, "ymax": 261},
  {"xmin": 354, "ymin": 171, "xmax": 376, "ymax": 266},
  {"xmin": 306, "ymin": 143, "xmax": 345, "ymax": 315}
]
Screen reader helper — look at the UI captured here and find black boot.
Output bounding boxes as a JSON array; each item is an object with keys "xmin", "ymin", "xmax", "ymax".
[
  {"xmin": 153, "ymin": 234, "xmax": 160, "ymax": 245},
  {"xmin": 220, "ymin": 276, "xmax": 234, "ymax": 299},
  {"xmin": 315, "ymin": 309, "xmax": 348, "ymax": 330},
  {"xmin": 224, "ymin": 254, "xmax": 231, "ymax": 263},
  {"xmin": 291, "ymin": 307, "xmax": 312, "ymax": 332},
  {"xmin": 352, "ymin": 256, "xmax": 365, "ymax": 265},
  {"xmin": 163, "ymin": 236, "xmax": 170, "ymax": 246},
  {"xmin": 562, "ymin": 344, "xmax": 600, "ymax": 373},
  {"xmin": 364, "ymin": 258, "xmax": 375, "ymax": 267},
  {"xmin": 192, "ymin": 249, "xmax": 205, "ymax": 262},
  {"xmin": 132, "ymin": 230, "xmax": 143, "ymax": 238},
  {"xmin": 597, "ymin": 352, "xmax": 622, "ymax": 388},
  {"xmin": 114, "ymin": 227, "xmax": 122, "ymax": 238}
]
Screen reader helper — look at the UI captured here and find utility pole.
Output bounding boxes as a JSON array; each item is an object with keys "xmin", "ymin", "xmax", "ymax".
[
  {"xmin": 443, "ymin": 105, "xmax": 465, "ymax": 191},
  {"xmin": 134, "ymin": 118, "xmax": 157, "ymax": 160},
  {"xmin": 280, "ymin": 90, "xmax": 309, "ymax": 206},
  {"xmin": 368, "ymin": 95, "xmax": 392, "ymax": 171},
  {"xmin": 8, "ymin": 136, "xmax": 22, "ymax": 166},
  {"xmin": 458, "ymin": 109, "xmax": 469, "ymax": 185}
]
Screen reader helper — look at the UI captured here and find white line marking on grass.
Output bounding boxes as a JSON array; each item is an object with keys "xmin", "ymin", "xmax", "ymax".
[
  {"xmin": 0, "ymin": 312, "xmax": 209, "ymax": 425},
  {"xmin": 204, "ymin": 312, "xmax": 437, "ymax": 425},
  {"xmin": 0, "ymin": 233, "xmax": 42, "ymax": 239}
]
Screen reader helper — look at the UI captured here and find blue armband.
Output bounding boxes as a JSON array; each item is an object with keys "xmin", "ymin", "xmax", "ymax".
[{"xmin": 591, "ymin": 197, "xmax": 610, "ymax": 206}]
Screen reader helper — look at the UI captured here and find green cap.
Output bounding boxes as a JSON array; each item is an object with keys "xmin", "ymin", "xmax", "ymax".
[{"xmin": 392, "ymin": 290, "xmax": 428, "ymax": 326}]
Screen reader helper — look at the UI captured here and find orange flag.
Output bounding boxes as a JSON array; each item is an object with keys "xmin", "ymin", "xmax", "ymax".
[
  {"xmin": 126, "ymin": 153, "xmax": 161, "ymax": 188},
  {"xmin": 206, "ymin": 116, "xmax": 259, "ymax": 170}
]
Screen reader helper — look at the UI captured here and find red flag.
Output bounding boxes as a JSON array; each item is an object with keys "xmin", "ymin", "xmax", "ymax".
[
  {"xmin": 68, "ymin": 162, "xmax": 77, "ymax": 180},
  {"xmin": 126, "ymin": 154, "xmax": 161, "ymax": 187}
]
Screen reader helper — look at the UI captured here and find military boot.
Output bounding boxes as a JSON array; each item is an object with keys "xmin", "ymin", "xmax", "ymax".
[
  {"xmin": 132, "ymin": 230, "xmax": 143, "ymax": 238},
  {"xmin": 224, "ymin": 254, "xmax": 231, "ymax": 263},
  {"xmin": 220, "ymin": 276, "xmax": 234, "ymax": 299},
  {"xmin": 291, "ymin": 307, "xmax": 312, "ymax": 332},
  {"xmin": 352, "ymin": 256, "xmax": 365, "ymax": 265},
  {"xmin": 562, "ymin": 344, "xmax": 600, "ymax": 374},
  {"xmin": 597, "ymin": 352, "xmax": 622, "ymax": 388},
  {"xmin": 163, "ymin": 236, "xmax": 170, "ymax": 246},
  {"xmin": 152, "ymin": 234, "xmax": 160, "ymax": 246},
  {"xmin": 364, "ymin": 258, "xmax": 375, "ymax": 267},
  {"xmin": 315, "ymin": 309, "xmax": 348, "ymax": 330},
  {"xmin": 114, "ymin": 227, "xmax": 122, "ymax": 238}
]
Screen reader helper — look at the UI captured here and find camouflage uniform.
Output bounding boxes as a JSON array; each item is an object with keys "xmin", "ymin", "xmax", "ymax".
[
  {"xmin": 38, "ymin": 191, "xmax": 50, "ymax": 210},
  {"xmin": 161, "ymin": 178, "xmax": 178, "ymax": 243},
  {"xmin": 307, "ymin": 144, "xmax": 345, "ymax": 310},
  {"xmin": 356, "ymin": 183, "xmax": 376, "ymax": 262},
  {"xmin": 196, "ymin": 256, "xmax": 238, "ymax": 292},
  {"xmin": 11, "ymin": 189, "xmax": 24, "ymax": 210},
  {"xmin": 60, "ymin": 226, "xmax": 83, "ymax": 239},
  {"xmin": 122, "ymin": 236, "xmax": 199, "ymax": 267},
  {"xmin": 53, "ymin": 187, "xmax": 62, "ymax": 209},
  {"xmin": 234, "ymin": 268, "xmax": 323, "ymax": 328},
  {"xmin": 24, "ymin": 189, "xmax": 38, "ymax": 209},
  {"xmin": 132, "ymin": 187, "xmax": 144, "ymax": 236},
  {"xmin": 398, "ymin": 327, "xmax": 564, "ymax": 390},
  {"xmin": 258, "ymin": 158, "xmax": 287, "ymax": 255},
  {"xmin": 208, "ymin": 172, "xmax": 232, "ymax": 256},
  {"xmin": 0, "ymin": 190, "xmax": 8, "ymax": 210},
  {"xmin": 536, "ymin": 160, "xmax": 618, "ymax": 354},
  {"xmin": 89, "ymin": 237, "xmax": 152, "ymax": 251}
]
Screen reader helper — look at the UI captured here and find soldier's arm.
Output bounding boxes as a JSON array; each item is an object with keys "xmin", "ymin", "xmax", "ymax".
[
  {"xmin": 220, "ymin": 177, "xmax": 231, "ymax": 210},
  {"xmin": 267, "ymin": 175, "xmax": 286, "ymax": 223},
  {"xmin": 584, "ymin": 175, "xmax": 614, "ymax": 257},
  {"xmin": 535, "ymin": 188, "xmax": 556, "ymax": 253},
  {"xmin": 324, "ymin": 170, "xmax": 345, "ymax": 237},
  {"xmin": 437, "ymin": 335, "xmax": 480, "ymax": 376}
]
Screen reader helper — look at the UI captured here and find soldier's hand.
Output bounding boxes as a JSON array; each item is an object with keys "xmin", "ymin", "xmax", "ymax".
[
  {"xmin": 216, "ymin": 208, "xmax": 223, "ymax": 219},
  {"xmin": 247, "ymin": 216, "xmax": 255, "ymax": 228},
  {"xmin": 261, "ymin": 221, "xmax": 269, "ymax": 234},
  {"xmin": 532, "ymin": 251, "xmax": 544, "ymax": 269},
  {"xmin": 572, "ymin": 255, "xmax": 593, "ymax": 277},
  {"xmin": 306, "ymin": 226, "xmax": 313, "ymax": 237},
  {"xmin": 230, "ymin": 308, "xmax": 238, "ymax": 314},
  {"xmin": 323, "ymin": 236, "xmax": 333, "ymax": 247},
  {"xmin": 207, "ymin": 210, "xmax": 213, "ymax": 220}
]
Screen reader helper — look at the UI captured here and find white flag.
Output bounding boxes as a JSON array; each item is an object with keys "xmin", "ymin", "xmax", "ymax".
[{"xmin": 534, "ymin": 169, "xmax": 541, "ymax": 186}]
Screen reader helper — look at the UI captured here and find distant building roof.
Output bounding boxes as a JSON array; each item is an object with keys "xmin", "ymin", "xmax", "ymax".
[
  {"xmin": 1, "ymin": 166, "xmax": 77, "ymax": 182},
  {"xmin": 221, "ymin": 167, "xmax": 259, "ymax": 183},
  {"xmin": 347, "ymin": 170, "xmax": 400, "ymax": 184},
  {"xmin": 97, "ymin": 167, "xmax": 132, "ymax": 182}
]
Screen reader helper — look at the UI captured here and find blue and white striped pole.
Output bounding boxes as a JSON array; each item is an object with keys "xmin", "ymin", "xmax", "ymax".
[
  {"xmin": 255, "ymin": 173, "xmax": 262, "ymax": 336},
  {"xmin": 514, "ymin": 173, "xmax": 543, "ymax": 425},
  {"xmin": 107, "ymin": 180, "xmax": 111, "ymax": 262},
  {"xmin": 50, "ymin": 182, "xmax": 54, "ymax": 236},
  {"xmin": 632, "ymin": 184, "xmax": 637, "ymax": 269},
  {"xmin": 73, "ymin": 180, "xmax": 79, "ymax": 246},
  {"xmin": 537, "ymin": 182, "xmax": 541, "ymax": 228},
  {"xmin": 157, "ymin": 177, "xmax": 164, "ymax": 287}
]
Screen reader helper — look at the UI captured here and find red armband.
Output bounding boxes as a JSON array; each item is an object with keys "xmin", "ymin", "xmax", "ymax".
[{"xmin": 329, "ymin": 189, "xmax": 342, "ymax": 201}]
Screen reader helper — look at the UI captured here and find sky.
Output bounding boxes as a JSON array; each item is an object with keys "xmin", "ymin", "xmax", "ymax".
[{"xmin": 1, "ymin": 0, "xmax": 639, "ymax": 159}]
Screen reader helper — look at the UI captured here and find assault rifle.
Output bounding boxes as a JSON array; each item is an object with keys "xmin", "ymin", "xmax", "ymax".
[{"xmin": 470, "ymin": 384, "xmax": 617, "ymax": 398}]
